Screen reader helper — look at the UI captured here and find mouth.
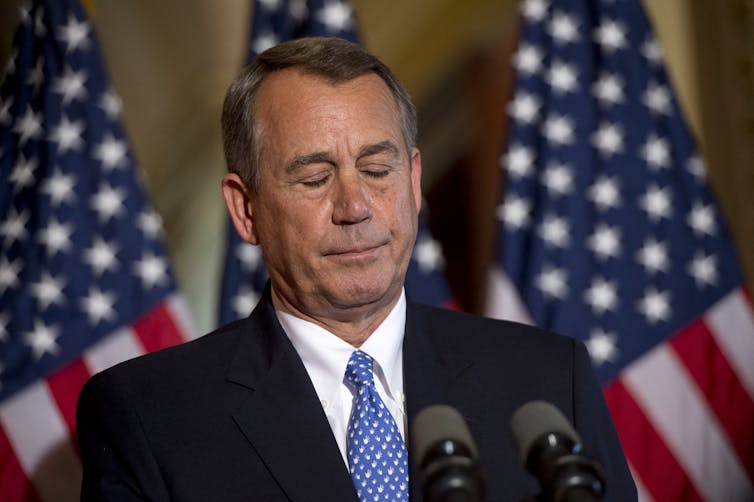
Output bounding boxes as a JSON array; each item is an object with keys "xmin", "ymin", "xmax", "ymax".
[{"xmin": 323, "ymin": 242, "xmax": 388, "ymax": 259}]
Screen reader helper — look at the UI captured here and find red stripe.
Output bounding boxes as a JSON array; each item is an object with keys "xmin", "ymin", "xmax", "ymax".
[
  {"xmin": 132, "ymin": 301, "xmax": 186, "ymax": 353},
  {"xmin": 604, "ymin": 379, "xmax": 704, "ymax": 501},
  {"xmin": 670, "ymin": 317, "xmax": 754, "ymax": 480},
  {"xmin": 0, "ymin": 425, "xmax": 41, "ymax": 502},
  {"xmin": 46, "ymin": 357, "xmax": 91, "ymax": 457}
]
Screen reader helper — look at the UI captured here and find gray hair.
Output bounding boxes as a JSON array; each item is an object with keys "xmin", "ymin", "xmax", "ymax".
[{"xmin": 221, "ymin": 37, "xmax": 418, "ymax": 191}]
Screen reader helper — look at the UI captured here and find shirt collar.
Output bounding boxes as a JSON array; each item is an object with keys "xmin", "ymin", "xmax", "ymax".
[{"xmin": 276, "ymin": 290, "xmax": 406, "ymax": 403}]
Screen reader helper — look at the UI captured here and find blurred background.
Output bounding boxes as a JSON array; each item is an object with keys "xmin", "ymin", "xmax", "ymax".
[{"xmin": 1, "ymin": 0, "xmax": 752, "ymax": 334}]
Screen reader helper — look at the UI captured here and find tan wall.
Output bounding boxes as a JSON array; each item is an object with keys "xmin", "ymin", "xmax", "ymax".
[{"xmin": 1, "ymin": 1, "xmax": 752, "ymax": 332}]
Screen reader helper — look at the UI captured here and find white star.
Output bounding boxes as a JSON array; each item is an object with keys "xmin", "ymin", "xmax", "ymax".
[
  {"xmin": 498, "ymin": 196, "xmax": 531, "ymax": 230},
  {"xmin": 52, "ymin": 66, "xmax": 88, "ymax": 105},
  {"xmin": 24, "ymin": 319, "xmax": 61, "ymax": 360},
  {"xmin": 91, "ymin": 183, "xmax": 126, "ymax": 222},
  {"xmin": 83, "ymin": 237, "xmax": 119, "ymax": 275},
  {"xmin": 315, "ymin": 1, "xmax": 353, "ymax": 33},
  {"xmin": 0, "ymin": 312, "xmax": 8, "ymax": 342},
  {"xmin": 641, "ymin": 134, "xmax": 671, "ymax": 170},
  {"xmin": 639, "ymin": 184, "xmax": 672, "ymax": 221},
  {"xmin": 137, "ymin": 210, "xmax": 163, "ymax": 239},
  {"xmin": 10, "ymin": 154, "xmax": 37, "ymax": 192},
  {"xmin": 642, "ymin": 81, "xmax": 671, "ymax": 115},
  {"xmin": 288, "ymin": 0, "xmax": 308, "ymax": 21},
  {"xmin": 538, "ymin": 214, "xmax": 570, "ymax": 248},
  {"xmin": 513, "ymin": 44, "xmax": 543, "ymax": 76},
  {"xmin": 642, "ymin": 37, "xmax": 663, "ymax": 65},
  {"xmin": 1, "ymin": 207, "xmax": 30, "ymax": 247},
  {"xmin": 41, "ymin": 168, "xmax": 77, "ymax": 206},
  {"xmin": 80, "ymin": 287, "xmax": 117, "ymax": 325},
  {"xmin": 19, "ymin": 3, "xmax": 31, "ymax": 25},
  {"xmin": 30, "ymin": 271, "xmax": 66, "ymax": 310},
  {"xmin": 12, "ymin": 105, "xmax": 43, "ymax": 145},
  {"xmin": 233, "ymin": 287, "xmax": 260, "ymax": 318},
  {"xmin": 536, "ymin": 265, "xmax": 568, "ymax": 299},
  {"xmin": 0, "ymin": 256, "xmax": 23, "ymax": 293},
  {"xmin": 38, "ymin": 218, "xmax": 74, "ymax": 256},
  {"xmin": 504, "ymin": 144, "xmax": 536, "ymax": 178},
  {"xmin": 93, "ymin": 133, "xmax": 128, "ymax": 170},
  {"xmin": 687, "ymin": 202, "xmax": 716, "ymax": 236},
  {"xmin": 508, "ymin": 91, "xmax": 541, "ymax": 124},
  {"xmin": 636, "ymin": 237, "xmax": 669, "ymax": 274},
  {"xmin": 587, "ymin": 223, "xmax": 621, "ymax": 260},
  {"xmin": 236, "ymin": 243, "xmax": 263, "ymax": 272},
  {"xmin": 541, "ymin": 162, "xmax": 573, "ymax": 196},
  {"xmin": 548, "ymin": 11, "xmax": 580, "ymax": 45},
  {"xmin": 26, "ymin": 57, "xmax": 44, "ymax": 92},
  {"xmin": 521, "ymin": 0, "xmax": 548, "ymax": 22},
  {"xmin": 637, "ymin": 287, "xmax": 671, "ymax": 324},
  {"xmin": 258, "ymin": 0, "xmax": 282, "ymax": 9},
  {"xmin": 99, "ymin": 89, "xmax": 122, "ymax": 119},
  {"xmin": 591, "ymin": 122, "xmax": 623, "ymax": 157},
  {"xmin": 4, "ymin": 48, "xmax": 17, "ymax": 77},
  {"xmin": 687, "ymin": 156, "xmax": 706, "ymax": 180},
  {"xmin": 584, "ymin": 277, "xmax": 619, "ymax": 315},
  {"xmin": 592, "ymin": 72, "xmax": 624, "ymax": 106},
  {"xmin": 33, "ymin": 6, "xmax": 46, "ymax": 36},
  {"xmin": 542, "ymin": 114, "xmax": 575, "ymax": 146},
  {"xmin": 57, "ymin": 13, "xmax": 90, "ymax": 53},
  {"xmin": 688, "ymin": 251, "xmax": 718, "ymax": 287},
  {"xmin": 547, "ymin": 60, "xmax": 579, "ymax": 94},
  {"xmin": 414, "ymin": 236, "xmax": 445, "ymax": 272},
  {"xmin": 48, "ymin": 115, "xmax": 84, "ymax": 153},
  {"xmin": 588, "ymin": 175, "xmax": 621, "ymax": 211},
  {"xmin": 133, "ymin": 252, "xmax": 169, "ymax": 288},
  {"xmin": 586, "ymin": 328, "xmax": 619, "ymax": 366},
  {"xmin": 0, "ymin": 96, "xmax": 13, "ymax": 126},
  {"xmin": 252, "ymin": 32, "xmax": 279, "ymax": 55},
  {"xmin": 594, "ymin": 18, "xmax": 627, "ymax": 52}
]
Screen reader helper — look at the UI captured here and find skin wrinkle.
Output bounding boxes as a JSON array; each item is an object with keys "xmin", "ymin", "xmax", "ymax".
[{"xmin": 222, "ymin": 68, "xmax": 422, "ymax": 347}]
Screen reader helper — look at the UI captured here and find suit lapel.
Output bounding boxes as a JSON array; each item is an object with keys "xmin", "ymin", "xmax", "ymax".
[
  {"xmin": 403, "ymin": 300, "xmax": 480, "ymax": 502},
  {"xmin": 226, "ymin": 290, "xmax": 358, "ymax": 502}
]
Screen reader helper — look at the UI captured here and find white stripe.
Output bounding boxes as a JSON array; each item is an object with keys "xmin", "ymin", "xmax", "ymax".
[
  {"xmin": 484, "ymin": 266, "xmax": 534, "ymax": 324},
  {"xmin": 0, "ymin": 381, "xmax": 81, "ymax": 502},
  {"xmin": 705, "ymin": 288, "xmax": 754, "ymax": 401},
  {"xmin": 83, "ymin": 326, "xmax": 144, "ymax": 375},
  {"xmin": 622, "ymin": 343, "xmax": 753, "ymax": 500},
  {"xmin": 167, "ymin": 294, "xmax": 197, "ymax": 340},
  {"xmin": 628, "ymin": 462, "xmax": 655, "ymax": 502}
]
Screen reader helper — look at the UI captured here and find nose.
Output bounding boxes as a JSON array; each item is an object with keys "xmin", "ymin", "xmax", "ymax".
[{"xmin": 332, "ymin": 170, "xmax": 371, "ymax": 225}]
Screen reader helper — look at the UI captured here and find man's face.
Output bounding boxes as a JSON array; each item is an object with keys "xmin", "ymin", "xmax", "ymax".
[{"xmin": 247, "ymin": 69, "xmax": 422, "ymax": 321}]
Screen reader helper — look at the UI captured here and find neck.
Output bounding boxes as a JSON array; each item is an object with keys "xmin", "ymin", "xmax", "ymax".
[{"xmin": 270, "ymin": 286, "xmax": 402, "ymax": 347}]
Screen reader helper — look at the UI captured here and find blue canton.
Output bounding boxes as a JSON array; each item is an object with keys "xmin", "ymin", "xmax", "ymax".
[{"xmin": 345, "ymin": 350, "xmax": 408, "ymax": 502}]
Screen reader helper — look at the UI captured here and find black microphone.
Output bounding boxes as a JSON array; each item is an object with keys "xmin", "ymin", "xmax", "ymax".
[
  {"xmin": 510, "ymin": 401, "xmax": 606, "ymax": 502},
  {"xmin": 411, "ymin": 405, "xmax": 485, "ymax": 502}
]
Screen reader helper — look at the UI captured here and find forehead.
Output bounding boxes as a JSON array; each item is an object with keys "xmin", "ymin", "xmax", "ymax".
[{"xmin": 254, "ymin": 68, "xmax": 403, "ymax": 139}]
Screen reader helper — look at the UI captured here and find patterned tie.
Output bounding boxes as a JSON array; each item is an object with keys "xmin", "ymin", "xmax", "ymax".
[{"xmin": 345, "ymin": 350, "xmax": 409, "ymax": 502}]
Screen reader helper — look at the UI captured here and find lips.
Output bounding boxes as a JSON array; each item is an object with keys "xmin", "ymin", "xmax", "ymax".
[{"xmin": 323, "ymin": 241, "xmax": 388, "ymax": 257}]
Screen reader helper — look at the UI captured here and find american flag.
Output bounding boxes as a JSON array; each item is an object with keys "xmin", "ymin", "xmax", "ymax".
[
  {"xmin": 488, "ymin": 0, "xmax": 754, "ymax": 499},
  {"xmin": 0, "ymin": 0, "xmax": 194, "ymax": 500},
  {"xmin": 218, "ymin": 0, "xmax": 454, "ymax": 325}
]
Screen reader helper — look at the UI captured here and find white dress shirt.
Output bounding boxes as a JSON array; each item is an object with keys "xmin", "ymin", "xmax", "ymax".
[{"xmin": 276, "ymin": 290, "xmax": 407, "ymax": 467}]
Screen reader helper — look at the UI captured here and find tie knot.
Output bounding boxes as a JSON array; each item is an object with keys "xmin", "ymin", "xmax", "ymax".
[{"xmin": 345, "ymin": 350, "xmax": 375, "ymax": 388}]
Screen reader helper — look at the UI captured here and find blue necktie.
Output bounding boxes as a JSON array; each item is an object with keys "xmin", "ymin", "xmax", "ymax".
[{"xmin": 345, "ymin": 350, "xmax": 409, "ymax": 502}]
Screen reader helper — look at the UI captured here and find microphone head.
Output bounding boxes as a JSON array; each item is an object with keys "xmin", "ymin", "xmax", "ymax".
[
  {"xmin": 412, "ymin": 404, "xmax": 478, "ymax": 467},
  {"xmin": 510, "ymin": 401, "xmax": 582, "ymax": 465}
]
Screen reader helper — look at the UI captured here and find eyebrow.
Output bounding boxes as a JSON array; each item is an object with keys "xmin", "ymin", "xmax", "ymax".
[
  {"xmin": 357, "ymin": 140, "xmax": 400, "ymax": 160},
  {"xmin": 285, "ymin": 151, "xmax": 333, "ymax": 174}
]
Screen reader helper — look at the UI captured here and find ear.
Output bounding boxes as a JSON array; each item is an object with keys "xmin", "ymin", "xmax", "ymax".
[
  {"xmin": 221, "ymin": 173, "xmax": 260, "ymax": 245},
  {"xmin": 410, "ymin": 148, "xmax": 423, "ymax": 213}
]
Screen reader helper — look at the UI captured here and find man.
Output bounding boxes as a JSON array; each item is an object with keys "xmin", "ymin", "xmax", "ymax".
[{"xmin": 77, "ymin": 37, "xmax": 636, "ymax": 501}]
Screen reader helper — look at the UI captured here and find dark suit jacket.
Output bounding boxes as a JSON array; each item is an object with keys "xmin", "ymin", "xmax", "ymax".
[{"xmin": 77, "ymin": 290, "xmax": 636, "ymax": 501}]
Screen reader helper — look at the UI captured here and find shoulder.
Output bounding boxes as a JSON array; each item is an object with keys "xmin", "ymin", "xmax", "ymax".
[{"xmin": 408, "ymin": 301, "xmax": 579, "ymax": 360}]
